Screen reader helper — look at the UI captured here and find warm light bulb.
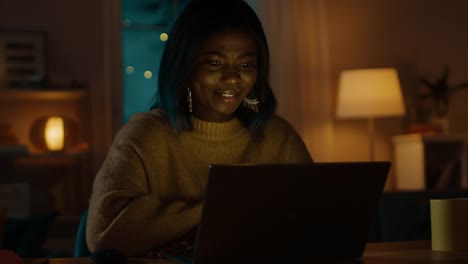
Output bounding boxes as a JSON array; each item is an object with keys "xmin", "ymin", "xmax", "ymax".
[
  {"xmin": 44, "ymin": 116, "xmax": 64, "ymax": 151},
  {"xmin": 144, "ymin": 71, "xmax": 152, "ymax": 79},
  {"xmin": 126, "ymin": 66, "xmax": 134, "ymax": 74},
  {"xmin": 160, "ymin": 33, "xmax": 168, "ymax": 41}
]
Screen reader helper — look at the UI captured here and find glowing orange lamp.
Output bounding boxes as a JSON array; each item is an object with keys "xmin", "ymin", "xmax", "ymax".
[
  {"xmin": 30, "ymin": 115, "xmax": 79, "ymax": 152},
  {"xmin": 44, "ymin": 116, "xmax": 65, "ymax": 151}
]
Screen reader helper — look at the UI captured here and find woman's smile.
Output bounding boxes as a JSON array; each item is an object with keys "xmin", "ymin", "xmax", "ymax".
[{"xmin": 216, "ymin": 89, "xmax": 242, "ymax": 103}]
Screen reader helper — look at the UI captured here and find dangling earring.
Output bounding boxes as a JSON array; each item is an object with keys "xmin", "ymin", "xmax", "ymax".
[
  {"xmin": 243, "ymin": 94, "xmax": 259, "ymax": 112},
  {"xmin": 187, "ymin": 87, "xmax": 193, "ymax": 113}
]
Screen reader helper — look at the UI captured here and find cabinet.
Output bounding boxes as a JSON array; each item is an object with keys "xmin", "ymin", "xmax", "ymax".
[
  {"xmin": 1, "ymin": 152, "xmax": 89, "ymax": 216},
  {"xmin": 392, "ymin": 133, "xmax": 468, "ymax": 190},
  {"xmin": 0, "ymin": 89, "xmax": 90, "ymax": 216}
]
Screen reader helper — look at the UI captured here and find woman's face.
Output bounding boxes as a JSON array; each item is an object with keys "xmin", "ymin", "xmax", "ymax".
[{"xmin": 191, "ymin": 30, "xmax": 258, "ymax": 122}]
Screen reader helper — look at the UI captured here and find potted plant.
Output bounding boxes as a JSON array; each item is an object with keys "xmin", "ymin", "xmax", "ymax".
[{"xmin": 417, "ymin": 65, "xmax": 468, "ymax": 133}]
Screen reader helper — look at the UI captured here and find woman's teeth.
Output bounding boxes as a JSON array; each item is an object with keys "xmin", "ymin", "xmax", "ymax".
[{"xmin": 220, "ymin": 90, "xmax": 237, "ymax": 97}]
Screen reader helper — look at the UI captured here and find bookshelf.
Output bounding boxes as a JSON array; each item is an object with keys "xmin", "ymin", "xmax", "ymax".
[{"xmin": 0, "ymin": 88, "xmax": 90, "ymax": 216}]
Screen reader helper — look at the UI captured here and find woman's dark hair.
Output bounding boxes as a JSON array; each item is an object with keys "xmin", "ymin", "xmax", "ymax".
[{"xmin": 151, "ymin": 0, "xmax": 276, "ymax": 140}]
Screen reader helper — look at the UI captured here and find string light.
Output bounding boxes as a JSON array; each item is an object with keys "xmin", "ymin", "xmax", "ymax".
[
  {"xmin": 126, "ymin": 66, "xmax": 134, "ymax": 74},
  {"xmin": 160, "ymin": 33, "xmax": 168, "ymax": 41},
  {"xmin": 123, "ymin": 19, "xmax": 132, "ymax": 27},
  {"xmin": 144, "ymin": 71, "xmax": 152, "ymax": 79}
]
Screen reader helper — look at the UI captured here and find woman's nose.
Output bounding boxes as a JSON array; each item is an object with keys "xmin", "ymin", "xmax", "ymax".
[{"xmin": 221, "ymin": 68, "xmax": 241, "ymax": 84}]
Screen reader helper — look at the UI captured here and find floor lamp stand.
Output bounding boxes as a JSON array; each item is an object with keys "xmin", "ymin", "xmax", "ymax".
[{"xmin": 368, "ymin": 117, "xmax": 375, "ymax": 161}]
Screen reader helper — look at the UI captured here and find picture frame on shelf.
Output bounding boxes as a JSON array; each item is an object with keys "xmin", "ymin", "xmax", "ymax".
[{"xmin": 0, "ymin": 30, "xmax": 47, "ymax": 89}]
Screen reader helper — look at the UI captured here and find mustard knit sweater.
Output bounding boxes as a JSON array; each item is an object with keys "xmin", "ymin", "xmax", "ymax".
[{"xmin": 86, "ymin": 109, "xmax": 312, "ymax": 256}]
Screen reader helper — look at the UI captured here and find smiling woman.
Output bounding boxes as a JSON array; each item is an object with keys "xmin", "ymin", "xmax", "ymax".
[
  {"xmin": 86, "ymin": 0, "xmax": 313, "ymax": 257},
  {"xmin": 153, "ymin": 0, "xmax": 276, "ymax": 139}
]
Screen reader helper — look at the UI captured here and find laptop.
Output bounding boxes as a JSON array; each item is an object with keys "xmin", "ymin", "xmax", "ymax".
[{"xmin": 167, "ymin": 162, "xmax": 390, "ymax": 264}]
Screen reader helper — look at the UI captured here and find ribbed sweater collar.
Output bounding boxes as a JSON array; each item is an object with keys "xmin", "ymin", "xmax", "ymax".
[{"xmin": 191, "ymin": 117, "xmax": 246, "ymax": 141}]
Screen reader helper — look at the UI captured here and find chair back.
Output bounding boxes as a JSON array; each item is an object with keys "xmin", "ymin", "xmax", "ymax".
[
  {"xmin": 74, "ymin": 211, "xmax": 90, "ymax": 257},
  {"xmin": 0, "ymin": 208, "xmax": 6, "ymax": 248}
]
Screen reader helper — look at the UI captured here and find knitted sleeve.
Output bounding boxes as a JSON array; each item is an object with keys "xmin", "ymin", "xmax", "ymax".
[{"xmin": 86, "ymin": 116, "xmax": 202, "ymax": 256}]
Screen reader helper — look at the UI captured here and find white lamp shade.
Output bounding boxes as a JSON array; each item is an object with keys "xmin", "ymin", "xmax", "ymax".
[{"xmin": 336, "ymin": 68, "xmax": 406, "ymax": 118}]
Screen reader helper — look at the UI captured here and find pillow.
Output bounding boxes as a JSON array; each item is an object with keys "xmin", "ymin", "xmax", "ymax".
[{"xmin": 3, "ymin": 211, "xmax": 58, "ymax": 258}]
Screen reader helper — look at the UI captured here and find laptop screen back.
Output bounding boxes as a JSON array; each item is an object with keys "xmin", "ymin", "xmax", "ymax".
[{"xmin": 192, "ymin": 162, "xmax": 390, "ymax": 264}]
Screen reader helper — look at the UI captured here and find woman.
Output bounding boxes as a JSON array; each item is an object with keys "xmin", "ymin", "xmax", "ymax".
[{"xmin": 86, "ymin": 0, "xmax": 312, "ymax": 257}]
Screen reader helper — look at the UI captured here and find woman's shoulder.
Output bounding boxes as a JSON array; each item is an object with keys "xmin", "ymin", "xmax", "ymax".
[
  {"xmin": 128, "ymin": 109, "xmax": 170, "ymax": 128},
  {"xmin": 263, "ymin": 114, "xmax": 302, "ymax": 140},
  {"xmin": 265, "ymin": 114, "xmax": 297, "ymax": 132},
  {"xmin": 116, "ymin": 109, "xmax": 173, "ymax": 141},
  {"xmin": 132, "ymin": 108, "xmax": 169, "ymax": 121},
  {"xmin": 264, "ymin": 114, "xmax": 313, "ymax": 162}
]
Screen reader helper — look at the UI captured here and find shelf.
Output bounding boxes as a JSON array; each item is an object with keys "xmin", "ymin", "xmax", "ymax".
[
  {"xmin": 393, "ymin": 133, "xmax": 468, "ymax": 144},
  {"xmin": 0, "ymin": 89, "xmax": 87, "ymax": 101},
  {"xmin": 15, "ymin": 151, "xmax": 89, "ymax": 167}
]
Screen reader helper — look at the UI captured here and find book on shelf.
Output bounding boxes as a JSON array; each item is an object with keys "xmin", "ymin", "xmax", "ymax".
[{"xmin": 0, "ymin": 144, "xmax": 28, "ymax": 155}]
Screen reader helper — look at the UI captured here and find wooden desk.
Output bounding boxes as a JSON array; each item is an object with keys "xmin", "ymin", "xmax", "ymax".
[
  {"xmin": 24, "ymin": 241, "xmax": 468, "ymax": 264},
  {"xmin": 363, "ymin": 240, "xmax": 468, "ymax": 263}
]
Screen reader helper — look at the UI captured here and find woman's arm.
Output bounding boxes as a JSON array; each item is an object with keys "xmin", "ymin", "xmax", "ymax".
[{"xmin": 86, "ymin": 129, "xmax": 202, "ymax": 257}]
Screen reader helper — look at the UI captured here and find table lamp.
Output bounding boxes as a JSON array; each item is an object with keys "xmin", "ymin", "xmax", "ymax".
[
  {"xmin": 336, "ymin": 68, "xmax": 406, "ymax": 161},
  {"xmin": 30, "ymin": 115, "xmax": 79, "ymax": 152}
]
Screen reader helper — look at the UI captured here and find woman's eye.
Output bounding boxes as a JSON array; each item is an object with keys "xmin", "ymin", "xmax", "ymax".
[
  {"xmin": 239, "ymin": 62, "xmax": 256, "ymax": 70},
  {"xmin": 207, "ymin": 60, "xmax": 221, "ymax": 66}
]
